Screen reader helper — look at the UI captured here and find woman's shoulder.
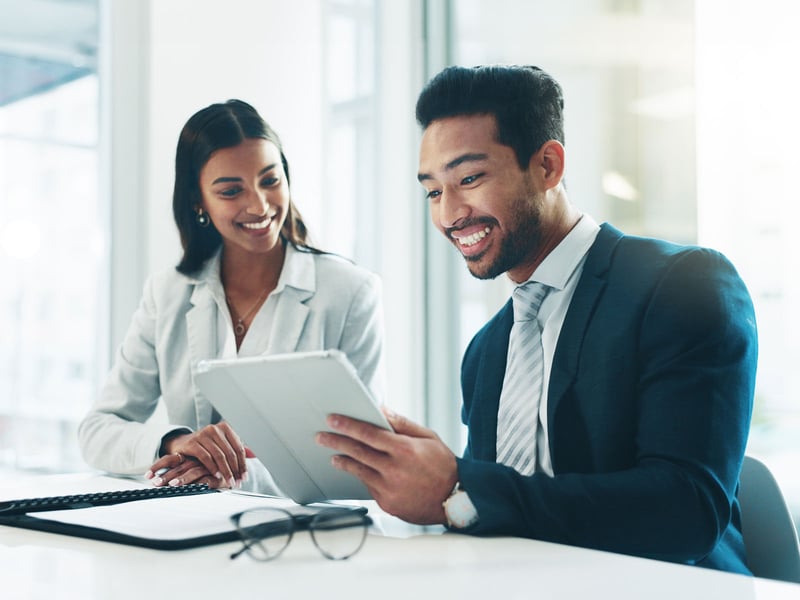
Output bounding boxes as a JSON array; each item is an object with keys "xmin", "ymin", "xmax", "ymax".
[
  {"xmin": 307, "ymin": 250, "xmax": 380, "ymax": 286},
  {"xmin": 139, "ymin": 265, "xmax": 200, "ymax": 309},
  {"xmin": 146, "ymin": 265, "xmax": 195, "ymax": 291}
]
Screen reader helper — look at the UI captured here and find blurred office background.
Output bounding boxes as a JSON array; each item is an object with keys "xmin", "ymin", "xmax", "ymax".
[{"xmin": 1, "ymin": 0, "xmax": 797, "ymax": 530}]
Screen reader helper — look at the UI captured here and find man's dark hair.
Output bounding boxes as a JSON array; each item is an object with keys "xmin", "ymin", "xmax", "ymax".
[{"xmin": 415, "ymin": 65, "xmax": 565, "ymax": 169}]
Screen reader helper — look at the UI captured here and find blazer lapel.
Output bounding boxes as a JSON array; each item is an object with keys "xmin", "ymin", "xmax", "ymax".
[
  {"xmin": 265, "ymin": 286, "xmax": 312, "ymax": 354},
  {"xmin": 186, "ymin": 283, "xmax": 219, "ymax": 428},
  {"xmin": 265, "ymin": 247, "xmax": 315, "ymax": 354},
  {"xmin": 547, "ymin": 223, "xmax": 622, "ymax": 453}
]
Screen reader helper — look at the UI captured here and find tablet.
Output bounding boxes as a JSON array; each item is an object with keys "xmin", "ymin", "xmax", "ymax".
[{"xmin": 193, "ymin": 350, "xmax": 391, "ymax": 504}]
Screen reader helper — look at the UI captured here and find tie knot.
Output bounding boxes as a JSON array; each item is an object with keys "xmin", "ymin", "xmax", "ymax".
[{"xmin": 512, "ymin": 282, "xmax": 550, "ymax": 322}]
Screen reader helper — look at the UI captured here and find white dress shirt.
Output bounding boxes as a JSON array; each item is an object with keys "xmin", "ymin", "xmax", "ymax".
[{"xmin": 509, "ymin": 214, "xmax": 600, "ymax": 476}]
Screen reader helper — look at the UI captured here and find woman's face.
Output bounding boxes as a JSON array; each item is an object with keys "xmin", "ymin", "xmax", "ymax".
[{"xmin": 198, "ymin": 138, "xmax": 289, "ymax": 261}]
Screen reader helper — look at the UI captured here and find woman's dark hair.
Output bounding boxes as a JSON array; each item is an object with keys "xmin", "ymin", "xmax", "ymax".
[
  {"xmin": 415, "ymin": 65, "xmax": 565, "ymax": 169},
  {"xmin": 173, "ymin": 99, "xmax": 318, "ymax": 274}
]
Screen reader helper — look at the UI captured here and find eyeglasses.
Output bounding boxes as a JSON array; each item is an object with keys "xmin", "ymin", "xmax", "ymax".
[{"xmin": 229, "ymin": 507, "xmax": 371, "ymax": 561}]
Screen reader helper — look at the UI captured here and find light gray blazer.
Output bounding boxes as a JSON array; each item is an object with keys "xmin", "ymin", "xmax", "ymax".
[{"xmin": 78, "ymin": 244, "xmax": 386, "ymax": 493}]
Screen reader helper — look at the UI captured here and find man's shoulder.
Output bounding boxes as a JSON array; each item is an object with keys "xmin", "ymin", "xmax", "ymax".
[
  {"xmin": 594, "ymin": 222, "xmax": 698, "ymax": 258},
  {"xmin": 587, "ymin": 224, "xmax": 750, "ymax": 319},
  {"xmin": 591, "ymin": 223, "xmax": 733, "ymax": 280}
]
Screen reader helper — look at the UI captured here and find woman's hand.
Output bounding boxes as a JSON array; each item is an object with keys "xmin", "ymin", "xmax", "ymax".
[
  {"xmin": 145, "ymin": 422, "xmax": 251, "ymax": 488},
  {"xmin": 145, "ymin": 452, "xmax": 226, "ymax": 489}
]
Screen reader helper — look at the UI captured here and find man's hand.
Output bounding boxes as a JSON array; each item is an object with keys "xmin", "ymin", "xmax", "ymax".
[{"xmin": 316, "ymin": 408, "xmax": 458, "ymax": 525}]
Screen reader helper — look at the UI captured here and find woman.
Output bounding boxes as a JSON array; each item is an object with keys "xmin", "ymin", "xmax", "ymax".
[{"xmin": 78, "ymin": 100, "xmax": 386, "ymax": 493}]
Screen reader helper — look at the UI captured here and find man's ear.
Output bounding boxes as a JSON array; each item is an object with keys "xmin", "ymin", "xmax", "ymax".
[{"xmin": 529, "ymin": 140, "xmax": 565, "ymax": 190}]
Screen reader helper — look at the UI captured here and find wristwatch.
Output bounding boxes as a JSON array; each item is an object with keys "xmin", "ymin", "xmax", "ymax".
[{"xmin": 443, "ymin": 484, "xmax": 479, "ymax": 529}]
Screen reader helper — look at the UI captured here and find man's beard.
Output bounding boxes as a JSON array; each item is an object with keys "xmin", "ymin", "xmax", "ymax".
[{"xmin": 463, "ymin": 193, "xmax": 542, "ymax": 281}]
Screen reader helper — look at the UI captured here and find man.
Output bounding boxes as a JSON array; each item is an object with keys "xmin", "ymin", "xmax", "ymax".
[{"xmin": 316, "ymin": 65, "xmax": 757, "ymax": 574}]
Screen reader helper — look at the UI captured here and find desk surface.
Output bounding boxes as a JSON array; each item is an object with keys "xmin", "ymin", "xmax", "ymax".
[{"xmin": 1, "ymin": 472, "xmax": 798, "ymax": 600}]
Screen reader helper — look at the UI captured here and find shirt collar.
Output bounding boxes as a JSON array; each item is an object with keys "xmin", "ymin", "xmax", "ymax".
[
  {"xmin": 185, "ymin": 241, "xmax": 317, "ymax": 296},
  {"xmin": 526, "ymin": 214, "xmax": 600, "ymax": 291},
  {"xmin": 273, "ymin": 242, "xmax": 315, "ymax": 295}
]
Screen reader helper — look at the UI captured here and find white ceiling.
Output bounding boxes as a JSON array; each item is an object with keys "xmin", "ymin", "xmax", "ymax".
[
  {"xmin": 0, "ymin": 0, "xmax": 97, "ymax": 65},
  {"xmin": 0, "ymin": 0, "xmax": 97, "ymax": 106}
]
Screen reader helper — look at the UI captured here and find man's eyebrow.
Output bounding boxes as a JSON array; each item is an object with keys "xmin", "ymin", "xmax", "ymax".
[
  {"xmin": 446, "ymin": 152, "xmax": 488, "ymax": 170},
  {"xmin": 259, "ymin": 163, "xmax": 278, "ymax": 176},
  {"xmin": 211, "ymin": 163, "xmax": 278, "ymax": 185},
  {"xmin": 417, "ymin": 153, "xmax": 489, "ymax": 183}
]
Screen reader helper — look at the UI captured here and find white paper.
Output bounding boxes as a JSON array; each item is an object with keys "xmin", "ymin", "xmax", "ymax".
[{"xmin": 33, "ymin": 491, "xmax": 318, "ymax": 541}]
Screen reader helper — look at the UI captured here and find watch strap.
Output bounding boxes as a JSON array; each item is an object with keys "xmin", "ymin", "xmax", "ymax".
[{"xmin": 443, "ymin": 484, "xmax": 479, "ymax": 529}]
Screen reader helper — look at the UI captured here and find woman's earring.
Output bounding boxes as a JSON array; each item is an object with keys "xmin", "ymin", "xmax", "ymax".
[{"xmin": 196, "ymin": 208, "xmax": 210, "ymax": 227}]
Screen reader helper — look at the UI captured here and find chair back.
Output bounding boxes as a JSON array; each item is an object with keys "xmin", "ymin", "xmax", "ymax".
[{"xmin": 738, "ymin": 455, "xmax": 800, "ymax": 583}]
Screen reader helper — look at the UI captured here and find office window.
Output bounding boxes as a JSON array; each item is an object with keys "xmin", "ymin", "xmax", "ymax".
[
  {"xmin": 695, "ymin": 0, "xmax": 800, "ymax": 527},
  {"xmin": 450, "ymin": 0, "xmax": 696, "ymax": 351},
  {"xmin": 424, "ymin": 0, "xmax": 696, "ymax": 451},
  {"xmin": 321, "ymin": 0, "xmax": 381, "ymax": 271},
  {"xmin": 0, "ymin": 1, "xmax": 101, "ymax": 471}
]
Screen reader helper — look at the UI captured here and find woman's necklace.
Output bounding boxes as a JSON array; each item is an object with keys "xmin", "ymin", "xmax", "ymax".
[{"xmin": 226, "ymin": 286, "xmax": 270, "ymax": 338}]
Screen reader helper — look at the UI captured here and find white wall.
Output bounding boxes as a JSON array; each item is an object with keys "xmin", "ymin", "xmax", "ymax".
[
  {"xmin": 696, "ymin": 1, "xmax": 800, "ymax": 418},
  {"xmin": 106, "ymin": 0, "xmax": 424, "ymax": 420},
  {"xmin": 107, "ymin": 0, "xmax": 328, "ymax": 349},
  {"xmin": 146, "ymin": 0, "xmax": 325, "ymax": 278}
]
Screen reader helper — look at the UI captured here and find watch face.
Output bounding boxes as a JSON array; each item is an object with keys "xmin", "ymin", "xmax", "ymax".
[{"xmin": 445, "ymin": 490, "xmax": 479, "ymax": 529}]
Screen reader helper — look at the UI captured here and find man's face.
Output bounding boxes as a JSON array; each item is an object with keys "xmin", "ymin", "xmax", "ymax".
[{"xmin": 417, "ymin": 113, "xmax": 544, "ymax": 282}]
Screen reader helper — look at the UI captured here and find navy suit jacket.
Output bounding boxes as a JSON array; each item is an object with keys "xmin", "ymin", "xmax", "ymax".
[{"xmin": 456, "ymin": 223, "xmax": 758, "ymax": 574}]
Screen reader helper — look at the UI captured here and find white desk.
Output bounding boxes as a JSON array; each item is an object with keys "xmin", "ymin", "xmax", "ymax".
[{"xmin": 1, "ymin": 472, "xmax": 798, "ymax": 600}]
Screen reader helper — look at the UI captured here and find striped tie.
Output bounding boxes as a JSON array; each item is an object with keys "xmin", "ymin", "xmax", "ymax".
[{"xmin": 496, "ymin": 281, "xmax": 551, "ymax": 475}]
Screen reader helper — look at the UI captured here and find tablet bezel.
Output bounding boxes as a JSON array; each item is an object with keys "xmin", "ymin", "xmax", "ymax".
[{"xmin": 193, "ymin": 350, "xmax": 390, "ymax": 504}]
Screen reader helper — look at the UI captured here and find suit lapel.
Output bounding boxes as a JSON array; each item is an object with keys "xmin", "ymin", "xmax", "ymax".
[
  {"xmin": 547, "ymin": 223, "xmax": 622, "ymax": 460},
  {"xmin": 472, "ymin": 303, "xmax": 513, "ymax": 461}
]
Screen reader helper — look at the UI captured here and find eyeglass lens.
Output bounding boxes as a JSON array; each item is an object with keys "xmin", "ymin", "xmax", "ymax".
[
  {"xmin": 310, "ymin": 509, "xmax": 369, "ymax": 560},
  {"xmin": 235, "ymin": 508, "xmax": 294, "ymax": 561}
]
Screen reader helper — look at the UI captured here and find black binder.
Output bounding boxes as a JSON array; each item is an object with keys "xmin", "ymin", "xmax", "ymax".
[
  {"xmin": 0, "ymin": 485, "xmax": 368, "ymax": 551},
  {"xmin": 0, "ymin": 511, "xmax": 241, "ymax": 550}
]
